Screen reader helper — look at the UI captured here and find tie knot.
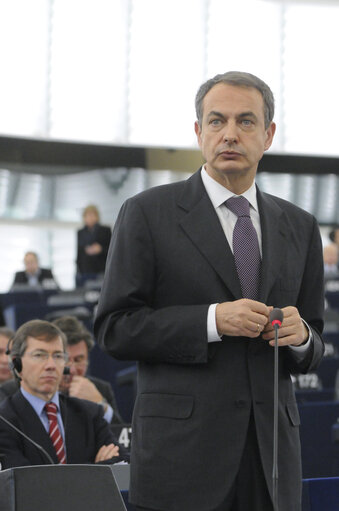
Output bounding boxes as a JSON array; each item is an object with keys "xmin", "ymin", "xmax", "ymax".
[
  {"xmin": 226, "ymin": 196, "xmax": 250, "ymax": 217},
  {"xmin": 45, "ymin": 402, "xmax": 58, "ymax": 418}
]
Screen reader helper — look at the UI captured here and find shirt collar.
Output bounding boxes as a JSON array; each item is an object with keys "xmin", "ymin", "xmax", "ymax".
[
  {"xmin": 201, "ymin": 166, "xmax": 259, "ymax": 212},
  {"xmin": 21, "ymin": 387, "xmax": 61, "ymax": 418}
]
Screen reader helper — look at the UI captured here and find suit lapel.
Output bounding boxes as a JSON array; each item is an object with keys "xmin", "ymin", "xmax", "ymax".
[
  {"xmin": 178, "ymin": 170, "xmax": 242, "ymax": 299},
  {"xmin": 257, "ymin": 189, "xmax": 288, "ymax": 303},
  {"xmin": 12, "ymin": 391, "xmax": 58, "ymax": 464},
  {"xmin": 60, "ymin": 396, "xmax": 86, "ymax": 463}
]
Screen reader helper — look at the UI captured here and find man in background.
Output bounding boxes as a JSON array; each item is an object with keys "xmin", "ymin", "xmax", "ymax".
[
  {"xmin": 0, "ymin": 327, "xmax": 14, "ymax": 384},
  {"xmin": 53, "ymin": 315, "xmax": 123, "ymax": 424},
  {"xmin": 0, "ymin": 319, "xmax": 127, "ymax": 468},
  {"xmin": 11, "ymin": 251, "xmax": 58, "ymax": 289},
  {"xmin": 76, "ymin": 205, "xmax": 111, "ymax": 287},
  {"xmin": 0, "ymin": 317, "xmax": 124, "ymax": 424}
]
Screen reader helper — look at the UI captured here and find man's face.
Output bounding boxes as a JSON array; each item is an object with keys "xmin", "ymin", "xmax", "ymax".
[
  {"xmin": 20, "ymin": 336, "xmax": 66, "ymax": 401},
  {"xmin": 0, "ymin": 335, "xmax": 12, "ymax": 383},
  {"xmin": 195, "ymin": 83, "xmax": 275, "ymax": 193},
  {"xmin": 24, "ymin": 254, "xmax": 39, "ymax": 275},
  {"xmin": 59, "ymin": 341, "xmax": 89, "ymax": 393},
  {"xmin": 84, "ymin": 211, "xmax": 98, "ymax": 228}
]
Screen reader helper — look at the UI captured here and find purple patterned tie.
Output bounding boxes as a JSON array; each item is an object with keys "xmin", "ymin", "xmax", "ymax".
[{"xmin": 226, "ymin": 196, "xmax": 261, "ymax": 300}]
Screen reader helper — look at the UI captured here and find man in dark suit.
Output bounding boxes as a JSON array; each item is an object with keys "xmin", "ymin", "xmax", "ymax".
[
  {"xmin": 94, "ymin": 72, "xmax": 324, "ymax": 511},
  {"xmin": 11, "ymin": 251, "xmax": 58, "ymax": 289},
  {"xmin": 76, "ymin": 204, "xmax": 111, "ymax": 287},
  {"xmin": 53, "ymin": 315, "xmax": 123, "ymax": 424},
  {"xmin": 0, "ymin": 317, "xmax": 124, "ymax": 424},
  {"xmin": 0, "ymin": 319, "xmax": 127, "ymax": 468}
]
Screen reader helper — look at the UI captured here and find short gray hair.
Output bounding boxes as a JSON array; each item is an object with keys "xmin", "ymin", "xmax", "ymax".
[{"xmin": 195, "ymin": 71, "xmax": 275, "ymax": 129}]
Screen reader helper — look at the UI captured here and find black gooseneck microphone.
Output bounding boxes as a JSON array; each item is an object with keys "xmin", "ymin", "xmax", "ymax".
[
  {"xmin": 269, "ymin": 307, "xmax": 283, "ymax": 511},
  {"xmin": 0, "ymin": 414, "xmax": 55, "ymax": 465}
]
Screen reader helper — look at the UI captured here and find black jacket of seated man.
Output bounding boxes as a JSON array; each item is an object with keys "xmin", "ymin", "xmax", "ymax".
[
  {"xmin": 0, "ymin": 390, "xmax": 129, "ymax": 468},
  {"xmin": 12, "ymin": 268, "xmax": 55, "ymax": 286},
  {"xmin": 52, "ymin": 315, "xmax": 124, "ymax": 424},
  {"xmin": 11, "ymin": 251, "xmax": 58, "ymax": 289},
  {"xmin": 0, "ymin": 375, "xmax": 124, "ymax": 424}
]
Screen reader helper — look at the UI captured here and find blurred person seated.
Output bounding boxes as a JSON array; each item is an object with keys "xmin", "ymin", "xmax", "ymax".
[
  {"xmin": 0, "ymin": 327, "xmax": 15, "ymax": 384},
  {"xmin": 11, "ymin": 251, "xmax": 58, "ymax": 290},
  {"xmin": 0, "ymin": 319, "xmax": 128, "ymax": 468},
  {"xmin": 324, "ymin": 243, "xmax": 339, "ymax": 278},
  {"xmin": 53, "ymin": 315, "xmax": 123, "ymax": 424},
  {"xmin": 76, "ymin": 205, "xmax": 111, "ymax": 287}
]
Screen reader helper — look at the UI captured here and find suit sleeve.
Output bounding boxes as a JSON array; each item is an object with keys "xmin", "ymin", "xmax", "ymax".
[
  {"xmin": 91, "ymin": 402, "xmax": 129, "ymax": 463},
  {"xmin": 94, "ymin": 198, "xmax": 210, "ymax": 365},
  {"xmin": 0, "ymin": 413, "xmax": 40, "ymax": 468},
  {"xmin": 98, "ymin": 226, "xmax": 111, "ymax": 259},
  {"xmin": 285, "ymin": 215, "xmax": 325, "ymax": 374},
  {"xmin": 92, "ymin": 379, "xmax": 124, "ymax": 424},
  {"xmin": 12, "ymin": 272, "xmax": 25, "ymax": 285}
]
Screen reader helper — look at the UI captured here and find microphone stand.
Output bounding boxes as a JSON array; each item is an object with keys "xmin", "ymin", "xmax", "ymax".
[
  {"xmin": 272, "ymin": 321, "xmax": 279, "ymax": 511},
  {"xmin": 0, "ymin": 414, "xmax": 55, "ymax": 465}
]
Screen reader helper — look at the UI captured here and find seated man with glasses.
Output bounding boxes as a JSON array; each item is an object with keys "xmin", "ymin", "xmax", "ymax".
[
  {"xmin": 0, "ymin": 317, "xmax": 124, "ymax": 424},
  {"xmin": 53, "ymin": 316, "xmax": 123, "ymax": 424},
  {"xmin": 0, "ymin": 319, "xmax": 128, "ymax": 468}
]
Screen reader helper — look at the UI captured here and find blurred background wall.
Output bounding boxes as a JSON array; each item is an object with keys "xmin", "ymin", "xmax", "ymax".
[{"xmin": 0, "ymin": 0, "xmax": 339, "ymax": 290}]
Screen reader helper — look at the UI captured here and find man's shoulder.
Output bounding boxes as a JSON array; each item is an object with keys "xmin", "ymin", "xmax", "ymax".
[
  {"xmin": 0, "ymin": 379, "xmax": 20, "ymax": 400},
  {"xmin": 88, "ymin": 375, "xmax": 111, "ymax": 391},
  {"xmin": 0, "ymin": 388, "xmax": 24, "ymax": 417},
  {"xmin": 40, "ymin": 268, "xmax": 53, "ymax": 276},
  {"xmin": 97, "ymin": 224, "xmax": 111, "ymax": 233},
  {"xmin": 260, "ymin": 190, "xmax": 316, "ymax": 222},
  {"xmin": 130, "ymin": 170, "xmax": 198, "ymax": 204},
  {"xmin": 13, "ymin": 271, "xmax": 26, "ymax": 281},
  {"xmin": 59, "ymin": 393, "xmax": 102, "ymax": 416}
]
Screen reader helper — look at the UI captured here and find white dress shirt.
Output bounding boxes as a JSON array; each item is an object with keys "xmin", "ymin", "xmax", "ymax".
[{"xmin": 200, "ymin": 167, "xmax": 311, "ymax": 353}]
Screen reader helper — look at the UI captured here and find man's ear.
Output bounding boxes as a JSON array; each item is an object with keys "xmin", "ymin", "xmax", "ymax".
[
  {"xmin": 264, "ymin": 122, "xmax": 276, "ymax": 151},
  {"xmin": 194, "ymin": 120, "xmax": 202, "ymax": 148}
]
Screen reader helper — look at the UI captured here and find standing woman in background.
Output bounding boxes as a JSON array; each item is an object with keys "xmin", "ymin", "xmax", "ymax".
[{"xmin": 76, "ymin": 205, "xmax": 111, "ymax": 287}]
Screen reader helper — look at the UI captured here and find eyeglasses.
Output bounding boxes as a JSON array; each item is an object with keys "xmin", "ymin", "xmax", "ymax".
[
  {"xmin": 25, "ymin": 351, "xmax": 68, "ymax": 365},
  {"xmin": 65, "ymin": 355, "xmax": 88, "ymax": 368}
]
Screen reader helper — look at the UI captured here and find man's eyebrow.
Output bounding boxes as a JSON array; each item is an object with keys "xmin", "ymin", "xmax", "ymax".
[
  {"xmin": 206, "ymin": 110, "xmax": 225, "ymax": 120},
  {"xmin": 238, "ymin": 111, "xmax": 258, "ymax": 121},
  {"xmin": 206, "ymin": 110, "xmax": 259, "ymax": 121}
]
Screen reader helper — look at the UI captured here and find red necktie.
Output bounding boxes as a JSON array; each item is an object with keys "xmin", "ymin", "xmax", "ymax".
[{"xmin": 44, "ymin": 402, "xmax": 66, "ymax": 464}]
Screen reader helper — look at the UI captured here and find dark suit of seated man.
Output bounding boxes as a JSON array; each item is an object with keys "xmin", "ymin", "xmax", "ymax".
[
  {"xmin": 0, "ymin": 319, "xmax": 128, "ymax": 468},
  {"xmin": 11, "ymin": 251, "xmax": 58, "ymax": 289},
  {"xmin": 52, "ymin": 315, "xmax": 123, "ymax": 424}
]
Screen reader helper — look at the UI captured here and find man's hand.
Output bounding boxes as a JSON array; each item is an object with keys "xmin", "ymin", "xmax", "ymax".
[
  {"xmin": 261, "ymin": 306, "xmax": 308, "ymax": 347},
  {"xmin": 68, "ymin": 375, "xmax": 103, "ymax": 403},
  {"xmin": 85, "ymin": 243, "xmax": 102, "ymax": 255},
  {"xmin": 95, "ymin": 443, "xmax": 119, "ymax": 463},
  {"xmin": 216, "ymin": 299, "xmax": 271, "ymax": 338}
]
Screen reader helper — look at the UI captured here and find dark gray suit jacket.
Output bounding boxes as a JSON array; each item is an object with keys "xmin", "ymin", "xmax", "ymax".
[
  {"xmin": 0, "ymin": 390, "xmax": 128, "ymax": 468},
  {"xmin": 94, "ymin": 169, "xmax": 324, "ymax": 511}
]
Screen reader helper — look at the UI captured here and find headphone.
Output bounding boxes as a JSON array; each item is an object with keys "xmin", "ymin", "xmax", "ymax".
[
  {"xmin": 6, "ymin": 336, "xmax": 70, "ymax": 379},
  {"xmin": 6, "ymin": 336, "xmax": 22, "ymax": 379}
]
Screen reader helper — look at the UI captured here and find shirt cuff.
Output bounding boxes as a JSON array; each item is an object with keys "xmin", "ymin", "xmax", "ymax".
[
  {"xmin": 288, "ymin": 319, "xmax": 312, "ymax": 354},
  {"xmin": 207, "ymin": 303, "xmax": 222, "ymax": 343},
  {"xmin": 103, "ymin": 403, "xmax": 114, "ymax": 423}
]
